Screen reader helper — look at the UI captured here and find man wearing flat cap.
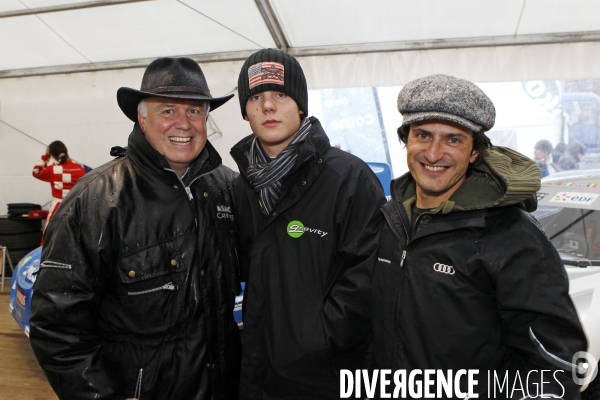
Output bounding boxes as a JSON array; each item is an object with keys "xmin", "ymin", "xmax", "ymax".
[
  {"xmin": 371, "ymin": 74, "xmax": 587, "ymax": 398},
  {"xmin": 30, "ymin": 57, "xmax": 241, "ymax": 400}
]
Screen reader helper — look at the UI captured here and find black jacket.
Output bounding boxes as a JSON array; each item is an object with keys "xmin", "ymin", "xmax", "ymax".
[
  {"xmin": 30, "ymin": 125, "xmax": 242, "ymax": 400},
  {"xmin": 231, "ymin": 117, "xmax": 386, "ymax": 399},
  {"xmin": 372, "ymin": 147, "xmax": 588, "ymax": 399}
]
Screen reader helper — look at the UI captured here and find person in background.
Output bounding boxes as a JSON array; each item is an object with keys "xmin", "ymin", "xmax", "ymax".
[
  {"xmin": 552, "ymin": 141, "xmax": 567, "ymax": 164},
  {"xmin": 32, "ymin": 140, "xmax": 87, "ymax": 230},
  {"xmin": 533, "ymin": 139, "xmax": 561, "ymax": 178},
  {"xmin": 230, "ymin": 49, "xmax": 385, "ymax": 399},
  {"xmin": 558, "ymin": 140, "xmax": 587, "ymax": 171}
]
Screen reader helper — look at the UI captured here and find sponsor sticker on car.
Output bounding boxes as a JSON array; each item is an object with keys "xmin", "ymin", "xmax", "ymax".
[
  {"xmin": 16, "ymin": 287, "xmax": 27, "ymax": 308},
  {"xmin": 549, "ymin": 192, "xmax": 599, "ymax": 205}
]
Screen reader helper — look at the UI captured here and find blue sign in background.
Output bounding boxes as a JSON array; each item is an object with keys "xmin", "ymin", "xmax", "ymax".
[{"xmin": 320, "ymin": 87, "xmax": 388, "ymax": 164}]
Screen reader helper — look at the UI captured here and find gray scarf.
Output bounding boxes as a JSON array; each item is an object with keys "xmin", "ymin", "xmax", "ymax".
[{"xmin": 246, "ymin": 118, "xmax": 312, "ymax": 216}]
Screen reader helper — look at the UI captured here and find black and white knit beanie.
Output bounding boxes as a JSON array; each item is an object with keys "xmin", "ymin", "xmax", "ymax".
[{"xmin": 237, "ymin": 49, "xmax": 308, "ymax": 118}]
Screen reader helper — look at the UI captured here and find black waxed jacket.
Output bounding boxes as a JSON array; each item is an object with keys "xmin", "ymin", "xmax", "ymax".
[
  {"xmin": 371, "ymin": 147, "xmax": 587, "ymax": 399},
  {"xmin": 230, "ymin": 117, "xmax": 386, "ymax": 399},
  {"xmin": 30, "ymin": 125, "xmax": 242, "ymax": 400}
]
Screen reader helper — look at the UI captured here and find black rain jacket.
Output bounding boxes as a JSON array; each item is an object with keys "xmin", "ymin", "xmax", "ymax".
[
  {"xmin": 230, "ymin": 117, "xmax": 386, "ymax": 399},
  {"xmin": 30, "ymin": 125, "xmax": 242, "ymax": 400},
  {"xmin": 371, "ymin": 146, "xmax": 588, "ymax": 399}
]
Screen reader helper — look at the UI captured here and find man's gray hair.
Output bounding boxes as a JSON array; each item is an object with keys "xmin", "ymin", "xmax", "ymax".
[{"xmin": 137, "ymin": 99, "xmax": 210, "ymax": 118}]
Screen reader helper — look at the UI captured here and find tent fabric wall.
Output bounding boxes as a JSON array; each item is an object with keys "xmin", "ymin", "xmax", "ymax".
[
  {"xmin": 301, "ymin": 41, "xmax": 600, "ymax": 89},
  {"xmin": 1, "ymin": 41, "xmax": 599, "ymax": 213}
]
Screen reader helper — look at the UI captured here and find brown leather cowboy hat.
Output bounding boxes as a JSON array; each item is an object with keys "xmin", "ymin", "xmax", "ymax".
[{"xmin": 117, "ymin": 57, "xmax": 234, "ymax": 122}]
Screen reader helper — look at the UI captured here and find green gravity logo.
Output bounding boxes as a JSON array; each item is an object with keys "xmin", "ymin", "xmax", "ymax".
[{"xmin": 287, "ymin": 220, "xmax": 328, "ymax": 238}]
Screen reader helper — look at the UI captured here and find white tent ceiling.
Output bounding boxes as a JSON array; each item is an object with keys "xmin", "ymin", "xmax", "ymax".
[
  {"xmin": 1, "ymin": 0, "xmax": 600, "ymax": 214},
  {"xmin": 1, "ymin": 0, "xmax": 600, "ymax": 78}
]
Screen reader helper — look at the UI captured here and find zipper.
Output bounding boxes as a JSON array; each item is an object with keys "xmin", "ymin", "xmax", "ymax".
[
  {"xmin": 165, "ymin": 167, "xmax": 216, "ymax": 229},
  {"xmin": 128, "ymin": 282, "xmax": 178, "ymax": 296},
  {"xmin": 134, "ymin": 368, "xmax": 143, "ymax": 399},
  {"xmin": 383, "ymin": 203, "xmax": 410, "ymax": 268},
  {"xmin": 40, "ymin": 261, "xmax": 72, "ymax": 269},
  {"xmin": 164, "ymin": 166, "xmax": 217, "ymax": 202},
  {"xmin": 391, "ymin": 201, "xmax": 409, "ymax": 246},
  {"xmin": 412, "ymin": 210, "xmax": 433, "ymax": 235},
  {"xmin": 185, "ymin": 186, "xmax": 193, "ymax": 201},
  {"xmin": 381, "ymin": 208, "xmax": 403, "ymax": 243},
  {"xmin": 234, "ymin": 247, "xmax": 240, "ymax": 266},
  {"xmin": 389, "ymin": 200, "xmax": 435, "ymax": 268}
]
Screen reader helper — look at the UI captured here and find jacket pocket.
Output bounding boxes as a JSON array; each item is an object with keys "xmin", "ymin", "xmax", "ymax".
[{"xmin": 116, "ymin": 242, "xmax": 186, "ymax": 328}]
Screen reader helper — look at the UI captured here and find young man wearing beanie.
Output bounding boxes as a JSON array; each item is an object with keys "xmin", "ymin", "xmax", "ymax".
[
  {"xmin": 29, "ymin": 58, "xmax": 241, "ymax": 400},
  {"xmin": 371, "ymin": 74, "xmax": 587, "ymax": 399},
  {"xmin": 230, "ymin": 49, "xmax": 386, "ymax": 399}
]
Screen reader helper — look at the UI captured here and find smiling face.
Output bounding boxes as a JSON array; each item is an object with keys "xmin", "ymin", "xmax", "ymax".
[
  {"xmin": 138, "ymin": 97, "xmax": 209, "ymax": 177},
  {"xmin": 244, "ymin": 90, "xmax": 304, "ymax": 158},
  {"xmin": 406, "ymin": 120, "xmax": 479, "ymax": 208}
]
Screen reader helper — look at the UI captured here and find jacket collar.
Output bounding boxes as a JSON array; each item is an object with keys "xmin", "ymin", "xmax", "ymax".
[
  {"xmin": 382, "ymin": 199, "xmax": 488, "ymax": 245},
  {"xmin": 230, "ymin": 116, "xmax": 330, "ymax": 231},
  {"xmin": 126, "ymin": 123, "xmax": 222, "ymax": 185},
  {"xmin": 385, "ymin": 146, "xmax": 539, "ymax": 242},
  {"xmin": 230, "ymin": 116, "xmax": 330, "ymax": 179},
  {"xmin": 391, "ymin": 146, "xmax": 540, "ymax": 215}
]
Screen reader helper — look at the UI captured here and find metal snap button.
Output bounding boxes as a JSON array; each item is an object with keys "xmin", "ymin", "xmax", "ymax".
[
  {"xmin": 173, "ymin": 184, "xmax": 178, "ymax": 189},
  {"xmin": 171, "ymin": 259, "xmax": 177, "ymax": 266},
  {"xmin": 201, "ymin": 270, "xmax": 205, "ymax": 276},
  {"xmin": 203, "ymin": 192, "xmax": 209, "ymax": 198},
  {"xmin": 128, "ymin": 270, "xmax": 135, "ymax": 278}
]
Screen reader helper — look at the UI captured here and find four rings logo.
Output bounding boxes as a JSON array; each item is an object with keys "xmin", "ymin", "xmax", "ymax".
[{"xmin": 433, "ymin": 263, "xmax": 455, "ymax": 275}]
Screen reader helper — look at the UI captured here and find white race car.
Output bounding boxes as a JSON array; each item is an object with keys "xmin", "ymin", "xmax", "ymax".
[{"xmin": 535, "ymin": 169, "xmax": 600, "ymax": 398}]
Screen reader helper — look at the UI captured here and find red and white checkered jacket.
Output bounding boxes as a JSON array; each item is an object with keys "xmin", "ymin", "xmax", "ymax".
[{"xmin": 32, "ymin": 155, "xmax": 87, "ymax": 199}]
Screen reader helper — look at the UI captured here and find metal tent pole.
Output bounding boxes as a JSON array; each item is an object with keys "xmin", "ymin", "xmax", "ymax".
[{"xmin": 1, "ymin": 246, "xmax": 6, "ymax": 293}]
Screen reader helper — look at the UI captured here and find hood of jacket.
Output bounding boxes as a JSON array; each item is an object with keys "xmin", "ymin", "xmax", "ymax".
[{"xmin": 392, "ymin": 146, "xmax": 541, "ymax": 215}]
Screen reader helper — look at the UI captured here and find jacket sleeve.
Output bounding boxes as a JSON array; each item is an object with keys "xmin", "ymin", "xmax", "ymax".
[
  {"xmin": 32, "ymin": 154, "xmax": 54, "ymax": 182},
  {"xmin": 29, "ymin": 195, "xmax": 124, "ymax": 400},
  {"xmin": 492, "ymin": 210, "xmax": 588, "ymax": 399},
  {"xmin": 322, "ymin": 165, "xmax": 386, "ymax": 357}
]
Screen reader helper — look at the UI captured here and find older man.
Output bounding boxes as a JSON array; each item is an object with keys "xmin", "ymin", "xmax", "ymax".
[
  {"xmin": 371, "ymin": 74, "xmax": 587, "ymax": 399},
  {"xmin": 30, "ymin": 58, "xmax": 241, "ymax": 400}
]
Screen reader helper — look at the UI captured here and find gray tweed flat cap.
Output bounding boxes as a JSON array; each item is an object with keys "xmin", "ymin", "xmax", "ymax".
[{"xmin": 397, "ymin": 74, "xmax": 496, "ymax": 135}]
